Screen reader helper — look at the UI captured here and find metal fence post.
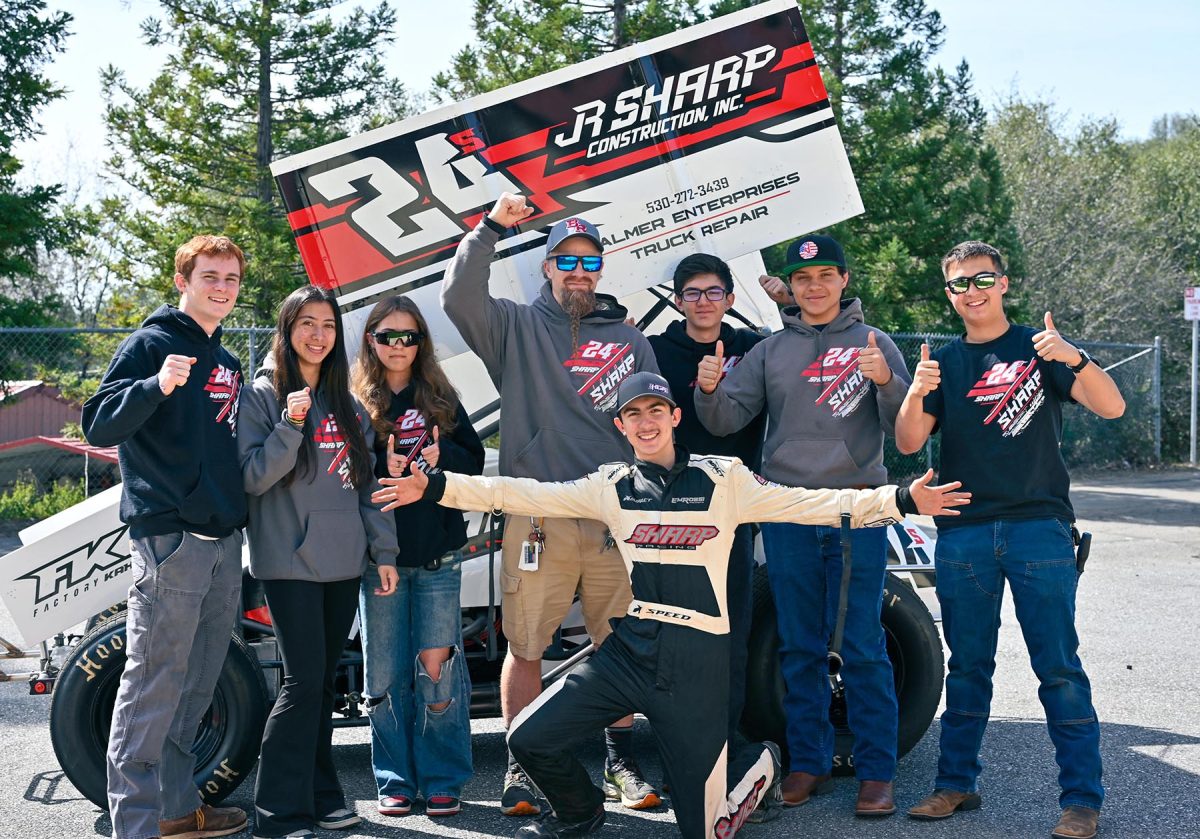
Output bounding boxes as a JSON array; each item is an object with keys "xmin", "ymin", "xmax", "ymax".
[
  {"xmin": 248, "ymin": 330, "xmax": 258, "ymax": 379},
  {"xmin": 1153, "ymin": 335, "xmax": 1162, "ymax": 464}
]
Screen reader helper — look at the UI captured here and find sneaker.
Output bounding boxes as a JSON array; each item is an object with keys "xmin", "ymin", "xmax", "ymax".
[
  {"xmin": 603, "ymin": 757, "xmax": 662, "ymax": 809},
  {"xmin": 514, "ymin": 805, "xmax": 606, "ymax": 837},
  {"xmin": 502, "ymin": 765, "xmax": 542, "ymax": 817},
  {"xmin": 378, "ymin": 795, "xmax": 414, "ymax": 816},
  {"xmin": 252, "ymin": 832, "xmax": 316, "ymax": 839},
  {"xmin": 426, "ymin": 795, "xmax": 462, "ymax": 817},
  {"xmin": 316, "ymin": 807, "xmax": 361, "ymax": 829},
  {"xmin": 746, "ymin": 741, "xmax": 784, "ymax": 825},
  {"xmin": 161, "ymin": 804, "xmax": 248, "ymax": 838}
]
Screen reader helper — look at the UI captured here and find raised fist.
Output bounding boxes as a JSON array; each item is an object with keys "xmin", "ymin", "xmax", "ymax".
[
  {"xmin": 758, "ymin": 274, "xmax": 792, "ymax": 305},
  {"xmin": 286, "ymin": 387, "xmax": 311, "ymax": 422},
  {"xmin": 488, "ymin": 192, "xmax": 535, "ymax": 229},
  {"xmin": 157, "ymin": 354, "xmax": 196, "ymax": 396}
]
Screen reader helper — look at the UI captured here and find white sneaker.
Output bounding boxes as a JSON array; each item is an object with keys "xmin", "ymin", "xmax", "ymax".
[{"xmin": 317, "ymin": 807, "xmax": 362, "ymax": 829}]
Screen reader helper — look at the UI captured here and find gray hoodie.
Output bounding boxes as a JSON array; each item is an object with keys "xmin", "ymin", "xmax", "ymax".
[
  {"xmin": 238, "ymin": 371, "xmax": 398, "ymax": 582},
  {"xmin": 442, "ymin": 221, "xmax": 659, "ymax": 482},
  {"xmin": 695, "ymin": 298, "xmax": 911, "ymax": 489}
]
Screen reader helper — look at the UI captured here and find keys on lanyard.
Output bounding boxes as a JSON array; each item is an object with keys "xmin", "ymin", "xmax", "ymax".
[{"xmin": 519, "ymin": 518, "xmax": 545, "ymax": 571}]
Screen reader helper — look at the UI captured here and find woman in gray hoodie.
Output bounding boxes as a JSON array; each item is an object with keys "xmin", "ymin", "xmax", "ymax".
[{"xmin": 238, "ymin": 285, "xmax": 399, "ymax": 839}]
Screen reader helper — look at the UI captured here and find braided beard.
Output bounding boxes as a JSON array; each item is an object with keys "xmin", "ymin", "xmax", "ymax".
[{"xmin": 561, "ymin": 288, "xmax": 598, "ymax": 350}]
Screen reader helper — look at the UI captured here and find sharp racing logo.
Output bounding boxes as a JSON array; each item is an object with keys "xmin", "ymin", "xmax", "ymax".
[
  {"xmin": 802, "ymin": 346, "xmax": 871, "ymax": 418},
  {"xmin": 563, "ymin": 340, "xmax": 636, "ymax": 411},
  {"xmin": 966, "ymin": 358, "xmax": 1045, "ymax": 437},
  {"xmin": 313, "ymin": 414, "xmax": 354, "ymax": 488},
  {"xmin": 18, "ymin": 525, "xmax": 131, "ymax": 613},
  {"xmin": 625, "ymin": 523, "xmax": 719, "ymax": 550},
  {"xmin": 204, "ymin": 365, "xmax": 241, "ymax": 433}
]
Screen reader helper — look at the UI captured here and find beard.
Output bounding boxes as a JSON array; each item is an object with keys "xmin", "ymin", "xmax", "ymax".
[{"xmin": 561, "ymin": 288, "xmax": 598, "ymax": 349}]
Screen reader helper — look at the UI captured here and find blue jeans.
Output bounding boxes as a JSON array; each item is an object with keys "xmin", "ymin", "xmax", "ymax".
[
  {"xmin": 934, "ymin": 518, "xmax": 1103, "ymax": 809},
  {"xmin": 761, "ymin": 522, "xmax": 897, "ymax": 780},
  {"xmin": 359, "ymin": 554, "xmax": 472, "ymax": 800},
  {"xmin": 106, "ymin": 531, "xmax": 242, "ymax": 839}
]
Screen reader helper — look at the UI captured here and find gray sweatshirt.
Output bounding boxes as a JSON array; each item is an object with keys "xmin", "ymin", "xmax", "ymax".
[
  {"xmin": 442, "ymin": 221, "xmax": 660, "ymax": 482},
  {"xmin": 238, "ymin": 372, "xmax": 398, "ymax": 582},
  {"xmin": 695, "ymin": 298, "xmax": 911, "ymax": 489}
]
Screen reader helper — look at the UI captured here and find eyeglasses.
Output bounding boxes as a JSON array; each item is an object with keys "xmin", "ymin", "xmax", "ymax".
[
  {"xmin": 945, "ymin": 271, "xmax": 1001, "ymax": 295},
  {"xmin": 551, "ymin": 254, "xmax": 603, "ymax": 272},
  {"xmin": 679, "ymin": 286, "xmax": 729, "ymax": 302},
  {"xmin": 371, "ymin": 329, "xmax": 424, "ymax": 347}
]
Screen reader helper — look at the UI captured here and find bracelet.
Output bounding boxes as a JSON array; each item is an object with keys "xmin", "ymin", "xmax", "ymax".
[{"xmin": 281, "ymin": 408, "xmax": 305, "ymax": 428}]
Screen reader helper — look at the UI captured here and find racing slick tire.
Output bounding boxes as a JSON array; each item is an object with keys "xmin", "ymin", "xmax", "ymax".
[
  {"xmin": 49, "ymin": 614, "xmax": 268, "ymax": 808},
  {"xmin": 742, "ymin": 565, "xmax": 944, "ymax": 775}
]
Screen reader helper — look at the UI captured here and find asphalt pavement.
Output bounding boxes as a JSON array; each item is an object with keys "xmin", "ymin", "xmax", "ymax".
[{"xmin": 1, "ymin": 468, "xmax": 1197, "ymax": 839}]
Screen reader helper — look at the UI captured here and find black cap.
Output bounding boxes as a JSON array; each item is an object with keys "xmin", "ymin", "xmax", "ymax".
[
  {"xmin": 545, "ymin": 217, "xmax": 603, "ymax": 254},
  {"xmin": 615, "ymin": 372, "xmax": 676, "ymax": 414},
  {"xmin": 781, "ymin": 234, "xmax": 846, "ymax": 275}
]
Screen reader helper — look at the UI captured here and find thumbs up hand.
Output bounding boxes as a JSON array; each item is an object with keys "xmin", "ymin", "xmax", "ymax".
[
  {"xmin": 758, "ymin": 274, "xmax": 793, "ymax": 305},
  {"xmin": 286, "ymin": 386, "xmax": 312, "ymax": 423},
  {"xmin": 696, "ymin": 339, "xmax": 726, "ymax": 394},
  {"xmin": 419, "ymin": 425, "xmax": 441, "ymax": 470},
  {"xmin": 1033, "ymin": 311, "xmax": 1082, "ymax": 365},
  {"xmin": 909, "ymin": 343, "xmax": 941, "ymax": 397},
  {"xmin": 857, "ymin": 330, "xmax": 893, "ymax": 385}
]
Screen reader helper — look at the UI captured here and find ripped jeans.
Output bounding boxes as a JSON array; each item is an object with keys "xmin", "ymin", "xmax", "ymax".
[{"xmin": 359, "ymin": 553, "xmax": 472, "ymax": 800}]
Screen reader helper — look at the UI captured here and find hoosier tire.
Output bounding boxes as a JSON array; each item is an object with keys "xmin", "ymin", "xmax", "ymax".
[
  {"xmin": 742, "ymin": 565, "xmax": 944, "ymax": 775},
  {"xmin": 49, "ymin": 614, "xmax": 268, "ymax": 808}
]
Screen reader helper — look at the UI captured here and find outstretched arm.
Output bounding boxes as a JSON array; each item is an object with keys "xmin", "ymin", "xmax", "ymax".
[{"xmin": 372, "ymin": 467, "xmax": 608, "ymax": 521}]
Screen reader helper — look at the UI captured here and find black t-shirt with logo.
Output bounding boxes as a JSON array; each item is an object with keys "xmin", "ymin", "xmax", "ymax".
[{"xmin": 923, "ymin": 324, "xmax": 1077, "ymax": 529}]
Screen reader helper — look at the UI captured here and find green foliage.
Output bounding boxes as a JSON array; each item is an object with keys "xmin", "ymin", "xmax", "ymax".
[
  {"xmin": 431, "ymin": 0, "xmax": 703, "ymax": 102},
  {"xmin": 103, "ymin": 0, "xmax": 411, "ymax": 323},
  {"xmin": 0, "ymin": 0, "xmax": 72, "ymax": 287},
  {"xmin": 0, "ymin": 476, "xmax": 86, "ymax": 521}
]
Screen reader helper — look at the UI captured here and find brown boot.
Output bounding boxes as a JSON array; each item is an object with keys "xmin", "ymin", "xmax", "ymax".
[
  {"xmin": 907, "ymin": 788, "xmax": 982, "ymax": 820},
  {"xmin": 159, "ymin": 804, "xmax": 248, "ymax": 838},
  {"xmin": 855, "ymin": 780, "xmax": 896, "ymax": 816},
  {"xmin": 781, "ymin": 771, "xmax": 833, "ymax": 807},
  {"xmin": 1051, "ymin": 806, "xmax": 1099, "ymax": 839}
]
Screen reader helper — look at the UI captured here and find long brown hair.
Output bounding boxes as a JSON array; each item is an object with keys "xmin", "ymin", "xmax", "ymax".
[
  {"xmin": 351, "ymin": 296, "xmax": 460, "ymax": 438},
  {"xmin": 271, "ymin": 286, "xmax": 373, "ymax": 489}
]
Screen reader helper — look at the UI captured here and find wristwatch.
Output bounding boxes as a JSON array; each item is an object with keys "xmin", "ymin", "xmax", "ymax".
[{"xmin": 1068, "ymin": 348, "xmax": 1092, "ymax": 374}]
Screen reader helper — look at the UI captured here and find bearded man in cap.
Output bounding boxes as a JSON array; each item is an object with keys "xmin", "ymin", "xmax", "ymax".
[
  {"xmin": 695, "ymin": 233, "xmax": 912, "ymax": 817},
  {"xmin": 442, "ymin": 192, "xmax": 661, "ymax": 815}
]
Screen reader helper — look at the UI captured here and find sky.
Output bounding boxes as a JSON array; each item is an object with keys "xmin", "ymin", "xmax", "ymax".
[{"xmin": 16, "ymin": 0, "xmax": 1200, "ymax": 191}]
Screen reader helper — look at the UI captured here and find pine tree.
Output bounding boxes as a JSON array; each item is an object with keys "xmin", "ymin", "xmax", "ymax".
[{"xmin": 103, "ymin": 0, "xmax": 409, "ymax": 321}]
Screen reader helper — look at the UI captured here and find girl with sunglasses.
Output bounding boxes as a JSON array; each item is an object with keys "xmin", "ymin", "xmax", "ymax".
[
  {"xmin": 351, "ymin": 295, "xmax": 485, "ymax": 818},
  {"xmin": 238, "ymin": 285, "xmax": 399, "ymax": 839}
]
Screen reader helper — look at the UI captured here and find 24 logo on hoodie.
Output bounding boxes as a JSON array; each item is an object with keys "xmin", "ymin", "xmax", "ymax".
[
  {"xmin": 313, "ymin": 414, "xmax": 354, "ymax": 489},
  {"xmin": 801, "ymin": 346, "xmax": 871, "ymax": 419},
  {"xmin": 966, "ymin": 358, "xmax": 1044, "ymax": 438},
  {"xmin": 563, "ymin": 339, "xmax": 636, "ymax": 412},
  {"xmin": 203, "ymin": 365, "xmax": 242, "ymax": 433}
]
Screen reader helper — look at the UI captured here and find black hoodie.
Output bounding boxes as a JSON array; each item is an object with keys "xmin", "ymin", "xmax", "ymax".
[
  {"xmin": 648, "ymin": 320, "xmax": 767, "ymax": 469},
  {"xmin": 83, "ymin": 305, "xmax": 247, "ymax": 539}
]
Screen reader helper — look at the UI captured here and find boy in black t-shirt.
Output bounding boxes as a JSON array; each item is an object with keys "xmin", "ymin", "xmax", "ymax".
[{"xmin": 894, "ymin": 241, "xmax": 1125, "ymax": 839}]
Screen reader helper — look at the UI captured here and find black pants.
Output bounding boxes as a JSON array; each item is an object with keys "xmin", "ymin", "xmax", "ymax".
[
  {"xmin": 508, "ymin": 630, "xmax": 777, "ymax": 839},
  {"xmin": 726, "ymin": 524, "xmax": 755, "ymax": 742},
  {"xmin": 254, "ymin": 577, "xmax": 360, "ymax": 837}
]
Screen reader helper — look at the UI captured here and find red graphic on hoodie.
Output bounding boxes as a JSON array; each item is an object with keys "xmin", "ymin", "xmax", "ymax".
[
  {"xmin": 203, "ymin": 365, "xmax": 241, "ymax": 433},
  {"xmin": 800, "ymin": 346, "xmax": 870, "ymax": 418},
  {"xmin": 966, "ymin": 358, "xmax": 1044, "ymax": 437},
  {"xmin": 391, "ymin": 408, "xmax": 431, "ymax": 474},
  {"xmin": 313, "ymin": 413, "xmax": 353, "ymax": 488},
  {"xmin": 562, "ymin": 339, "xmax": 636, "ymax": 411}
]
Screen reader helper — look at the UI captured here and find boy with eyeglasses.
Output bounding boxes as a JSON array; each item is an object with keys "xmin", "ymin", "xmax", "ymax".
[
  {"xmin": 694, "ymin": 233, "xmax": 910, "ymax": 817},
  {"xmin": 442, "ymin": 193, "xmax": 661, "ymax": 816},
  {"xmin": 647, "ymin": 254, "xmax": 766, "ymax": 751},
  {"xmin": 895, "ymin": 241, "xmax": 1124, "ymax": 839}
]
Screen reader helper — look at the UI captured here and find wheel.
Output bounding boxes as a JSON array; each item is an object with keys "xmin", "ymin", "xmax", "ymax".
[
  {"xmin": 742, "ymin": 565, "xmax": 944, "ymax": 775},
  {"xmin": 49, "ymin": 614, "xmax": 269, "ymax": 808}
]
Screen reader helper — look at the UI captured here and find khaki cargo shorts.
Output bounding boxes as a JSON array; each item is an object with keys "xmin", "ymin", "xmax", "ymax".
[{"xmin": 500, "ymin": 514, "xmax": 632, "ymax": 661}]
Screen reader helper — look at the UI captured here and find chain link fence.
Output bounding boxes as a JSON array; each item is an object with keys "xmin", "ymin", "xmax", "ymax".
[{"xmin": 0, "ymin": 326, "xmax": 1162, "ymax": 518}]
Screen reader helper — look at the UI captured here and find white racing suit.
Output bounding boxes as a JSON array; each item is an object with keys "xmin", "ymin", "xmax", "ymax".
[{"xmin": 425, "ymin": 450, "xmax": 906, "ymax": 838}]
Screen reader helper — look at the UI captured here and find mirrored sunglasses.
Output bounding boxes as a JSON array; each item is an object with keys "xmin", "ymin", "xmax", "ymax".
[
  {"xmin": 945, "ymin": 271, "xmax": 1000, "ymax": 295},
  {"xmin": 552, "ymin": 254, "xmax": 603, "ymax": 272},
  {"xmin": 371, "ymin": 329, "xmax": 424, "ymax": 347}
]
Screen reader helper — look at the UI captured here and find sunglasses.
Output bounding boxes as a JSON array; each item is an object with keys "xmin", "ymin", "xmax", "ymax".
[
  {"xmin": 371, "ymin": 329, "xmax": 424, "ymax": 348},
  {"xmin": 945, "ymin": 271, "xmax": 1001, "ymax": 295},
  {"xmin": 679, "ymin": 286, "xmax": 729, "ymax": 302},
  {"xmin": 551, "ymin": 254, "xmax": 603, "ymax": 272}
]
